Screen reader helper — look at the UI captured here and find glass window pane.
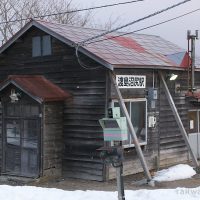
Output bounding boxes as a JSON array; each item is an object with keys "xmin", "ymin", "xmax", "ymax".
[
  {"xmin": 5, "ymin": 103, "xmax": 20, "ymax": 117},
  {"xmin": 42, "ymin": 35, "xmax": 52, "ymax": 56},
  {"xmin": 113, "ymin": 100, "xmax": 147, "ymax": 147},
  {"xmin": 32, "ymin": 36, "xmax": 41, "ymax": 57},
  {"xmin": 23, "ymin": 104, "xmax": 39, "ymax": 117},
  {"xmin": 131, "ymin": 101, "xmax": 146, "ymax": 143},
  {"xmin": 6, "ymin": 120, "xmax": 20, "ymax": 146},
  {"xmin": 23, "ymin": 120, "xmax": 38, "ymax": 148}
]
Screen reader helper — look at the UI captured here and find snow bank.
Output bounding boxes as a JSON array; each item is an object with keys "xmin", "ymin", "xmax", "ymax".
[
  {"xmin": 153, "ymin": 164, "xmax": 196, "ymax": 182},
  {"xmin": 0, "ymin": 185, "xmax": 200, "ymax": 200}
]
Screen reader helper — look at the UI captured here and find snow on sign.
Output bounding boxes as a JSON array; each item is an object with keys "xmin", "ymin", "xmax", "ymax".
[{"xmin": 116, "ymin": 75, "xmax": 146, "ymax": 88}]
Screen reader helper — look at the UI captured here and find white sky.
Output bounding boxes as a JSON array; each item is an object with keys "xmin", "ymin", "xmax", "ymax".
[{"xmin": 73, "ymin": 0, "xmax": 200, "ymax": 54}]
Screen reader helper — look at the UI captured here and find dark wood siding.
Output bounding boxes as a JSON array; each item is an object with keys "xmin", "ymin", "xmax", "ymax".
[
  {"xmin": 0, "ymin": 103, "xmax": 2, "ymax": 172},
  {"xmin": 62, "ymin": 69, "xmax": 106, "ymax": 181},
  {"xmin": 0, "ymin": 27, "xmax": 106, "ymax": 181},
  {"xmin": 43, "ymin": 102, "xmax": 64, "ymax": 177},
  {"xmin": 109, "ymin": 69, "xmax": 160, "ymax": 178},
  {"xmin": 159, "ymin": 70, "xmax": 189, "ymax": 166}
]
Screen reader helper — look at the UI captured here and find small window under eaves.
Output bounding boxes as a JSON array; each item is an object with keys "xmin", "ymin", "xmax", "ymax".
[
  {"xmin": 32, "ymin": 35, "xmax": 52, "ymax": 57},
  {"xmin": 42, "ymin": 35, "xmax": 52, "ymax": 56},
  {"xmin": 32, "ymin": 36, "xmax": 41, "ymax": 57}
]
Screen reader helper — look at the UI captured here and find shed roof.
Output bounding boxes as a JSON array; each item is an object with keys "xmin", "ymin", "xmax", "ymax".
[
  {"xmin": 0, "ymin": 75, "xmax": 70, "ymax": 103},
  {"xmin": 0, "ymin": 19, "xmax": 199, "ymax": 70}
]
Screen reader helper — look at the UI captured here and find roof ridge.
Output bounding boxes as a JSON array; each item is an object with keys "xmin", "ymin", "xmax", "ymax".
[{"xmin": 34, "ymin": 19, "xmax": 161, "ymax": 38}]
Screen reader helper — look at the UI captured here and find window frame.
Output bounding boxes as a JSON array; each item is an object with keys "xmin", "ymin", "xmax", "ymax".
[
  {"xmin": 112, "ymin": 98, "xmax": 147, "ymax": 148},
  {"xmin": 32, "ymin": 35, "xmax": 52, "ymax": 57}
]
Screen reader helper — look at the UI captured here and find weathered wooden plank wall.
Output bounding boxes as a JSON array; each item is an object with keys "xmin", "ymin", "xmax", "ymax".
[
  {"xmin": 43, "ymin": 102, "xmax": 64, "ymax": 178},
  {"xmin": 0, "ymin": 104, "xmax": 2, "ymax": 172},
  {"xmin": 108, "ymin": 69, "xmax": 160, "ymax": 178},
  {"xmin": 159, "ymin": 71, "xmax": 189, "ymax": 167},
  {"xmin": 0, "ymin": 27, "xmax": 106, "ymax": 181}
]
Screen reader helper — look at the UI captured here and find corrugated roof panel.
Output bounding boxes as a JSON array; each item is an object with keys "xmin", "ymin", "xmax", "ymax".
[
  {"xmin": 1, "ymin": 19, "xmax": 199, "ymax": 69},
  {"xmin": 0, "ymin": 75, "xmax": 70, "ymax": 102}
]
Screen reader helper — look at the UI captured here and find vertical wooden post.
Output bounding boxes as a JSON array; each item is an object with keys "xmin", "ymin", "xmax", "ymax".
[
  {"xmin": 159, "ymin": 71, "xmax": 199, "ymax": 167},
  {"xmin": 109, "ymin": 71, "xmax": 152, "ymax": 182}
]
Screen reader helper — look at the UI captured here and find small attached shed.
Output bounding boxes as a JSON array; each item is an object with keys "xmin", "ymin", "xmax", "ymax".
[{"xmin": 0, "ymin": 75, "xmax": 70, "ymax": 178}]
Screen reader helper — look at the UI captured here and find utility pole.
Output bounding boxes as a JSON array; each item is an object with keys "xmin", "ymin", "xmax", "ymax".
[{"xmin": 187, "ymin": 30, "xmax": 199, "ymax": 91}]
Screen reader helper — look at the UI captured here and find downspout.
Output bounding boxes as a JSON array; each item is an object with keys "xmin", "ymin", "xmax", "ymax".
[{"xmin": 159, "ymin": 71, "xmax": 199, "ymax": 168}]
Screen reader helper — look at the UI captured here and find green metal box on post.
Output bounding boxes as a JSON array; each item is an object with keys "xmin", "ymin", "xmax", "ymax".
[{"xmin": 99, "ymin": 107, "xmax": 128, "ymax": 141}]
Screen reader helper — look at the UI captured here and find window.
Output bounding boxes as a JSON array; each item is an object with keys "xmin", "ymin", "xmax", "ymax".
[
  {"xmin": 113, "ymin": 98, "xmax": 147, "ymax": 148},
  {"xmin": 32, "ymin": 35, "xmax": 52, "ymax": 57}
]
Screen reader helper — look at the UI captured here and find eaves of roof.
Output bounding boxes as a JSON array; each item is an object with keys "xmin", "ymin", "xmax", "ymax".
[{"xmin": 0, "ymin": 20, "xmax": 113, "ymax": 70}]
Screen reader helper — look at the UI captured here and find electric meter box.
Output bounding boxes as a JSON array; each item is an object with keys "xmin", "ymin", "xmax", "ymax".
[
  {"xmin": 148, "ymin": 88, "xmax": 158, "ymax": 100},
  {"xmin": 99, "ymin": 117, "xmax": 128, "ymax": 141}
]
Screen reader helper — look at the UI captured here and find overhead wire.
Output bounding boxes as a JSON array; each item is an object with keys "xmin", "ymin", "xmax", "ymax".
[
  {"xmin": 86, "ymin": 8, "xmax": 200, "ymax": 45},
  {"xmin": 75, "ymin": 44, "xmax": 102, "ymax": 70},
  {"xmin": 75, "ymin": 0, "xmax": 191, "ymax": 70},
  {"xmin": 0, "ymin": 0, "xmax": 145, "ymax": 25},
  {"xmin": 78, "ymin": 0, "xmax": 191, "ymax": 45}
]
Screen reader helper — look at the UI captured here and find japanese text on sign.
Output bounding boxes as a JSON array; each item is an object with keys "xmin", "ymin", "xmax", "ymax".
[{"xmin": 116, "ymin": 75, "xmax": 146, "ymax": 88}]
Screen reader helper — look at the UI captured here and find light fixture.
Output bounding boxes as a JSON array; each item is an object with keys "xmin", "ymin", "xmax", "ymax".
[
  {"xmin": 10, "ymin": 89, "xmax": 21, "ymax": 103},
  {"xmin": 169, "ymin": 73, "xmax": 178, "ymax": 81}
]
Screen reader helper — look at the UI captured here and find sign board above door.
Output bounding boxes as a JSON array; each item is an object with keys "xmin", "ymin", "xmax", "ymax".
[{"xmin": 116, "ymin": 75, "xmax": 146, "ymax": 88}]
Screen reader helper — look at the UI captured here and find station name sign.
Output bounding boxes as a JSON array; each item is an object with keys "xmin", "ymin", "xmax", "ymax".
[{"xmin": 116, "ymin": 75, "xmax": 146, "ymax": 88}]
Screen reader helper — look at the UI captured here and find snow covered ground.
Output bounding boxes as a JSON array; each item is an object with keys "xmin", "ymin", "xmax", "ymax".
[
  {"xmin": 0, "ymin": 185, "xmax": 200, "ymax": 200},
  {"xmin": 153, "ymin": 164, "xmax": 196, "ymax": 182},
  {"xmin": 0, "ymin": 164, "xmax": 198, "ymax": 200}
]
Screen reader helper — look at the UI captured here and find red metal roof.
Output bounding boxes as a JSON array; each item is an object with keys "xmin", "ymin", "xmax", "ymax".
[
  {"xmin": 34, "ymin": 20, "xmax": 200, "ymax": 68},
  {"xmin": 105, "ymin": 35, "xmax": 146, "ymax": 53},
  {"xmin": 1, "ymin": 19, "xmax": 199, "ymax": 69},
  {"xmin": 0, "ymin": 75, "xmax": 70, "ymax": 102}
]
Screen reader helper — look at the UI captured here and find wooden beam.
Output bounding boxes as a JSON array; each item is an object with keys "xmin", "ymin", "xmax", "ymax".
[
  {"xmin": 109, "ymin": 71, "xmax": 152, "ymax": 182},
  {"xmin": 159, "ymin": 71, "xmax": 199, "ymax": 167}
]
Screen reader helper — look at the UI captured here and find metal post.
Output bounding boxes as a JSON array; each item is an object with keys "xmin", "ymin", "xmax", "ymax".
[
  {"xmin": 159, "ymin": 71, "xmax": 199, "ymax": 167},
  {"xmin": 116, "ymin": 165, "xmax": 125, "ymax": 200},
  {"xmin": 191, "ymin": 36, "xmax": 196, "ymax": 90},
  {"xmin": 109, "ymin": 71, "xmax": 152, "ymax": 182},
  {"xmin": 187, "ymin": 30, "xmax": 198, "ymax": 91}
]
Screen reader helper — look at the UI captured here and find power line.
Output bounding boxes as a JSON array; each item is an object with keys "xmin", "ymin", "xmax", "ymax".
[
  {"xmin": 78, "ymin": 0, "xmax": 191, "ymax": 45},
  {"xmin": 86, "ymin": 8, "xmax": 200, "ymax": 45},
  {"xmin": 75, "ymin": 45, "xmax": 102, "ymax": 70},
  {"xmin": 0, "ymin": 0, "xmax": 144, "ymax": 25},
  {"xmin": 75, "ymin": 0, "xmax": 191, "ymax": 70}
]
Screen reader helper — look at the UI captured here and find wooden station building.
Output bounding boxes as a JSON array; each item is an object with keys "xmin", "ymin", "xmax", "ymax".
[{"xmin": 0, "ymin": 19, "xmax": 199, "ymax": 181}]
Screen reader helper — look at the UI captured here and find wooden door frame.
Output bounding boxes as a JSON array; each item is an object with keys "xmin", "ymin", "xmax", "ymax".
[{"xmin": 1, "ymin": 102, "xmax": 41, "ymax": 178}]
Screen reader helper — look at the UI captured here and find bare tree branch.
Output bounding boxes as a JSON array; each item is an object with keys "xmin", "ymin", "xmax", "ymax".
[{"xmin": 0, "ymin": 0, "xmax": 120, "ymax": 44}]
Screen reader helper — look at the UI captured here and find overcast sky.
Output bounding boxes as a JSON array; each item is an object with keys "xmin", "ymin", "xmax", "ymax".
[{"xmin": 73, "ymin": 0, "xmax": 200, "ymax": 54}]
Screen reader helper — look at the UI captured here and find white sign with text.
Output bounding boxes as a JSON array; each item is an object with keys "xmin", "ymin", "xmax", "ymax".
[{"xmin": 116, "ymin": 75, "xmax": 146, "ymax": 88}]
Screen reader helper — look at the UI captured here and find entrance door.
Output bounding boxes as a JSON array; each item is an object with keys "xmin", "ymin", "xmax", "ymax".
[
  {"xmin": 3, "ymin": 103, "xmax": 40, "ymax": 177},
  {"xmin": 188, "ymin": 110, "xmax": 200, "ymax": 159}
]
